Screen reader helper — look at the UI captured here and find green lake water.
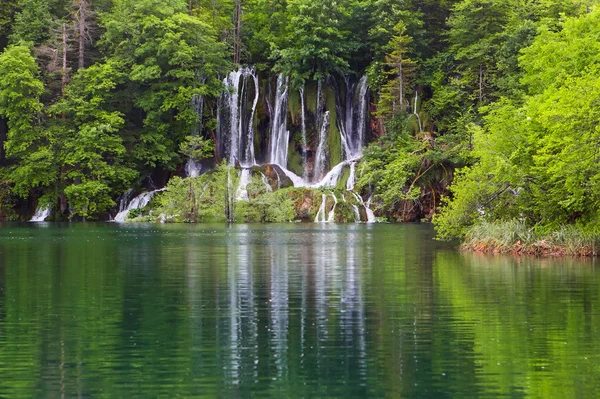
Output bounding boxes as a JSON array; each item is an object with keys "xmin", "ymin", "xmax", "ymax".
[{"xmin": 0, "ymin": 223, "xmax": 599, "ymax": 398}]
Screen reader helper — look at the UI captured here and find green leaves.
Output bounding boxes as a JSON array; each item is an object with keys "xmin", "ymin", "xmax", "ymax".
[{"xmin": 436, "ymin": 9, "xmax": 600, "ymax": 239}]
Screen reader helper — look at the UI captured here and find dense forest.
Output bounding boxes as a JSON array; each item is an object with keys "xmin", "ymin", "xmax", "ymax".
[{"xmin": 0, "ymin": 0, "xmax": 599, "ymax": 237}]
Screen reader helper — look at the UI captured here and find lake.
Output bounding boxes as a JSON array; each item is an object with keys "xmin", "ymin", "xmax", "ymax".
[{"xmin": 0, "ymin": 223, "xmax": 598, "ymax": 398}]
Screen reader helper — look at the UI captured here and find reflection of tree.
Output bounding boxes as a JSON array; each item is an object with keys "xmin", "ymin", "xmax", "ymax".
[{"xmin": 435, "ymin": 252, "xmax": 600, "ymax": 397}]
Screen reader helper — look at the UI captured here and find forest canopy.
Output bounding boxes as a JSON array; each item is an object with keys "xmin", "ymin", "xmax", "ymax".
[{"xmin": 0, "ymin": 0, "xmax": 598, "ymax": 230}]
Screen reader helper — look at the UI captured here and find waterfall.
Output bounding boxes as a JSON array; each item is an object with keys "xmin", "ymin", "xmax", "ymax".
[
  {"xmin": 365, "ymin": 196, "xmax": 376, "ymax": 223},
  {"xmin": 327, "ymin": 192, "xmax": 338, "ymax": 222},
  {"xmin": 299, "ymin": 85, "xmax": 309, "ymax": 181},
  {"xmin": 313, "ymin": 111, "xmax": 330, "ymax": 182},
  {"xmin": 346, "ymin": 161, "xmax": 356, "ymax": 190},
  {"xmin": 351, "ymin": 204, "xmax": 361, "ymax": 222},
  {"xmin": 185, "ymin": 160, "xmax": 202, "ymax": 178},
  {"xmin": 235, "ymin": 169, "xmax": 252, "ymax": 201},
  {"xmin": 260, "ymin": 172, "xmax": 273, "ymax": 192},
  {"xmin": 31, "ymin": 205, "xmax": 51, "ymax": 222},
  {"xmin": 216, "ymin": 68, "xmax": 259, "ymax": 167},
  {"xmin": 269, "ymin": 74, "xmax": 290, "ymax": 167},
  {"xmin": 413, "ymin": 90, "xmax": 422, "ymax": 133},
  {"xmin": 113, "ymin": 189, "xmax": 165, "ymax": 222},
  {"xmin": 350, "ymin": 191, "xmax": 376, "ymax": 223},
  {"xmin": 184, "ymin": 91, "xmax": 205, "ymax": 178},
  {"xmin": 318, "ymin": 161, "xmax": 346, "ymax": 188},
  {"xmin": 335, "ymin": 75, "xmax": 369, "ymax": 161},
  {"xmin": 314, "ymin": 194, "xmax": 327, "ymax": 223}
]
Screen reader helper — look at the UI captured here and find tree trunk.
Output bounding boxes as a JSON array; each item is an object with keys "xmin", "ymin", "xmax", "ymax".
[
  {"xmin": 398, "ymin": 59, "xmax": 403, "ymax": 111},
  {"xmin": 76, "ymin": 0, "xmax": 87, "ymax": 70},
  {"xmin": 233, "ymin": 0, "xmax": 242, "ymax": 65},
  {"xmin": 479, "ymin": 64, "xmax": 483, "ymax": 103},
  {"xmin": 62, "ymin": 24, "xmax": 68, "ymax": 94}
]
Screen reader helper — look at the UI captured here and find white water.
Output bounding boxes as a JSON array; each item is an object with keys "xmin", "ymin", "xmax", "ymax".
[
  {"xmin": 185, "ymin": 159, "xmax": 202, "ymax": 178},
  {"xmin": 318, "ymin": 160, "xmax": 346, "ymax": 188},
  {"xmin": 313, "ymin": 111, "xmax": 330, "ymax": 182},
  {"xmin": 269, "ymin": 75, "xmax": 290, "ymax": 167},
  {"xmin": 260, "ymin": 172, "xmax": 273, "ymax": 192},
  {"xmin": 217, "ymin": 68, "xmax": 259, "ymax": 167},
  {"xmin": 337, "ymin": 75, "xmax": 369, "ymax": 161},
  {"xmin": 113, "ymin": 189, "xmax": 165, "ymax": 222},
  {"xmin": 299, "ymin": 85, "xmax": 309, "ymax": 181},
  {"xmin": 351, "ymin": 204, "xmax": 361, "ymax": 222},
  {"xmin": 413, "ymin": 91, "xmax": 422, "ymax": 133},
  {"xmin": 31, "ymin": 205, "xmax": 51, "ymax": 222},
  {"xmin": 314, "ymin": 194, "xmax": 328, "ymax": 223},
  {"xmin": 236, "ymin": 169, "xmax": 252, "ymax": 201},
  {"xmin": 346, "ymin": 161, "xmax": 356, "ymax": 190},
  {"xmin": 327, "ymin": 192, "xmax": 338, "ymax": 222},
  {"xmin": 350, "ymin": 191, "xmax": 376, "ymax": 223},
  {"xmin": 365, "ymin": 196, "xmax": 376, "ymax": 223}
]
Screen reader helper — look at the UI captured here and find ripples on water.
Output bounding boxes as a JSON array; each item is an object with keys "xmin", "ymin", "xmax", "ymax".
[{"xmin": 0, "ymin": 223, "xmax": 599, "ymax": 398}]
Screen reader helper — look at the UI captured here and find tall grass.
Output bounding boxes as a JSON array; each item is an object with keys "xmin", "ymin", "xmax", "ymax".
[{"xmin": 462, "ymin": 220, "xmax": 600, "ymax": 256}]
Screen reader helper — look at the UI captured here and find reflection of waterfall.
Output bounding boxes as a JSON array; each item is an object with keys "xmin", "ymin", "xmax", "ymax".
[
  {"xmin": 223, "ymin": 226, "xmax": 259, "ymax": 386},
  {"xmin": 340, "ymin": 230, "xmax": 368, "ymax": 385},
  {"xmin": 216, "ymin": 68, "xmax": 259, "ymax": 167},
  {"xmin": 269, "ymin": 243, "xmax": 289, "ymax": 379},
  {"xmin": 269, "ymin": 75, "xmax": 290, "ymax": 167}
]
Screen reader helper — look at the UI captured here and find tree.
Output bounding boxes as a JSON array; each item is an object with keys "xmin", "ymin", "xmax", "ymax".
[
  {"xmin": 100, "ymin": 0, "xmax": 229, "ymax": 170},
  {"xmin": 377, "ymin": 22, "xmax": 417, "ymax": 119},
  {"xmin": 272, "ymin": 0, "xmax": 353, "ymax": 83},
  {"xmin": 0, "ymin": 45, "xmax": 56, "ymax": 199}
]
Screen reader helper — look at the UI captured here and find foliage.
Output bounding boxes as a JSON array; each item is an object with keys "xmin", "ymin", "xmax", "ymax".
[{"xmin": 436, "ymin": 9, "xmax": 600, "ymax": 240}]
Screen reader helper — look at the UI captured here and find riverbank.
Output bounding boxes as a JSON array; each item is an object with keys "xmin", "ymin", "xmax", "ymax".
[{"xmin": 461, "ymin": 221, "xmax": 600, "ymax": 257}]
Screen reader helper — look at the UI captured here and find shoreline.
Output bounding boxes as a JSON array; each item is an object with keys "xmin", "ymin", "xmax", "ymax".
[{"xmin": 459, "ymin": 221, "xmax": 600, "ymax": 258}]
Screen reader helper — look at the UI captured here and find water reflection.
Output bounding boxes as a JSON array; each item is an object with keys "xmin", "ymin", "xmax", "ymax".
[{"xmin": 0, "ymin": 224, "xmax": 599, "ymax": 398}]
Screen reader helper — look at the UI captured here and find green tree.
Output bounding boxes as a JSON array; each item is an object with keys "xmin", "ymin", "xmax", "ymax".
[
  {"xmin": 0, "ymin": 45, "xmax": 55, "ymax": 198},
  {"xmin": 100, "ymin": 0, "xmax": 229, "ymax": 170}
]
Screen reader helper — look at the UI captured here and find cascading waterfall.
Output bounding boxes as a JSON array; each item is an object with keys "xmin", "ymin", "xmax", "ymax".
[
  {"xmin": 365, "ymin": 196, "xmax": 376, "ymax": 223},
  {"xmin": 299, "ymin": 85, "xmax": 309, "ymax": 181},
  {"xmin": 217, "ymin": 68, "xmax": 259, "ymax": 167},
  {"xmin": 114, "ymin": 189, "xmax": 166, "ymax": 222},
  {"xmin": 335, "ymin": 75, "xmax": 369, "ymax": 161},
  {"xmin": 327, "ymin": 192, "xmax": 338, "ymax": 222},
  {"xmin": 269, "ymin": 74, "xmax": 290, "ymax": 167},
  {"xmin": 346, "ymin": 162, "xmax": 356, "ymax": 190},
  {"xmin": 313, "ymin": 111, "xmax": 330, "ymax": 181},
  {"xmin": 351, "ymin": 204, "xmax": 361, "ymax": 222},
  {"xmin": 350, "ymin": 191, "xmax": 376, "ymax": 224},
  {"xmin": 260, "ymin": 172, "xmax": 273, "ymax": 192},
  {"xmin": 185, "ymin": 92, "xmax": 205, "ymax": 177},
  {"xmin": 236, "ymin": 168, "xmax": 252, "ymax": 201},
  {"xmin": 31, "ymin": 205, "xmax": 51, "ymax": 222},
  {"xmin": 413, "ymin": 90, "xmax": 422, "ymax": 133},
  {"xmin": 314, "ymin": 194, "xmax": 328, "ymax": 223}
]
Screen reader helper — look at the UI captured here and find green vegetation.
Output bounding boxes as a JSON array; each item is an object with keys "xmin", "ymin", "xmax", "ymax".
[
  {"xmin": 433, "ymin": 9, "xmax": 600, "ymax": 255},
  {"xmin": 0, "ymin": 0, "xmax": 598, "ymax": 234},
  {"xmin": 127, "ymin": 165, "xmax": 365, "ymax": 223}
]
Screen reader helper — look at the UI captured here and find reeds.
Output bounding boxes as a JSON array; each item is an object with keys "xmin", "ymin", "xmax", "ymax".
[{"xmin": 462, "ymin": 221, "xmax": 600, "ymax": 256}]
